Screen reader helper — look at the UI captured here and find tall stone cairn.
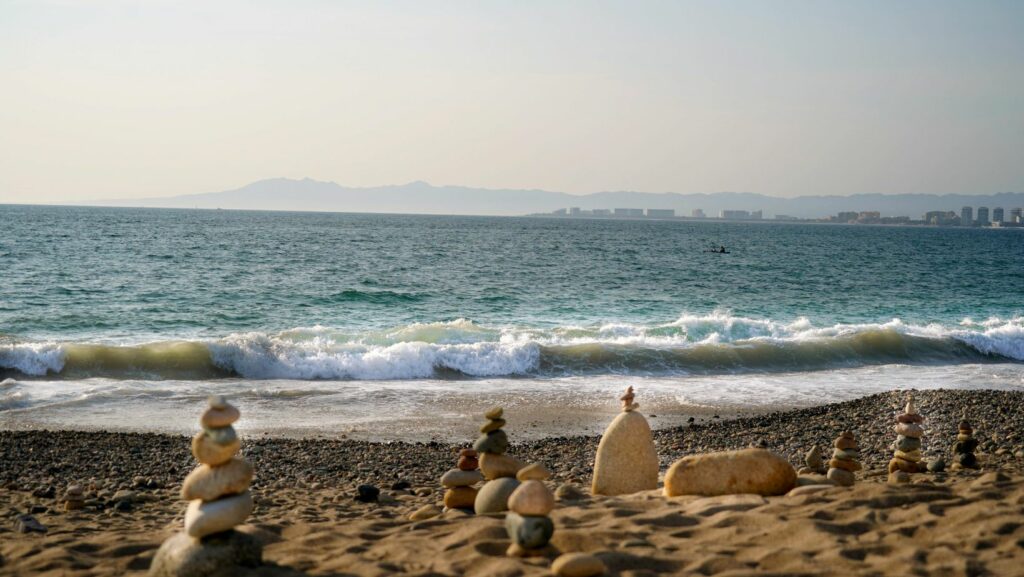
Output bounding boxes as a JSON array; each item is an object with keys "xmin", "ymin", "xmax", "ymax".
[
  {"xmin": 591, "ymin": 386, "xmax": 659, "ymax": 496},
  {"xmin": 149, "ymin": 396, "xmax": 261, "ymax": 577},
  {"xmin": 951, "ymin": 413, "xmax": 980, "ymax": 470},
  {"xmin": 888, "ymin": 396, "xmax": 925, "ymax": 484},
  {"xmin": 441, "ymin": 449, "xmax": 483, "ymax": 512},
  {"xmin": 505, "ymin": 464, "xmax": 556, "ymax": 557},
  {"xmin": 473, "ymin": 407, "xmax": 524, "ymax": 514},
  {"xmin": 826, "ymin": 432, "xmax": 861, "ymax": 486}
]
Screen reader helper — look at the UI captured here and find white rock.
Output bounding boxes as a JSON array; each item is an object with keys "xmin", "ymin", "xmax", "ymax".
[
  {"xmin": 184, "ymin": 491, "xmax": 253, "ymax": 538},
  {"xmin": 591, "ymin": 410, "xmax": 659, "ymax": 496}
]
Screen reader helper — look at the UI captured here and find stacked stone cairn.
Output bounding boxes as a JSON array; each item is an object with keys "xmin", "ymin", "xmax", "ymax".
[
  {"xmin": 441, "ymin": 449, "xmax": 483, "ymax": 512},
  {"xmin": 505, "ymin": 463, "xmax": 555, "ymax": 557},
  {"xmin": 473, "ymin": 406, "xmax": 525, "ymax": 514},
  {"xmin": 63, "ymin": 484, "xmax": 85, "ymax": 511},
  {"xmin": 591, "ymin": 386, "xmax": 659, "ymax": 496},
  {"xmin": 826, "ymin": 432, "xmax": 861, "ymax": 487},
  {"xmin": 888, "ymin": 396, "xmax": 925, "ymax": 483},
  {"xmin": 951, "ymin": 414, "xmax": 980, "ymax": 470},
  {"xmin": 150, "ymin": 396, "xmax": 260, "ymax": 577},
  {"xmin": 797, "ymin": 445, "xmax": 827, "ymax": 475}
]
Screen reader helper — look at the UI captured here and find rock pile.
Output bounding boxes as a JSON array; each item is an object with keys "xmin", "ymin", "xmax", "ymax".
[
  {"xmin": 888, "ymin": 396, "xmax": 925, "ymax": 483},
  {"xmin": 797, "ymin": 445, "xmax": 827, "ymax": 475},
  {"xmin": 505, "ymin": 463, "xmax": 555, "ymax": 557},
  {"xmin": 63, "ymin": 484, "xmax": 85, "ymax": 511},
  {"xmin": 591, "ymin": 386, "xmax": 659, "ymax": 496},
  {"xmin": 473, "ymin": 407, "xmax": 524, "ymax": 514},
  {"xmin": 951, "ymin": 415, "xmax": 980, "ymax": 470},
  {"xmin": 441, "ymin": 448, "xmax": 483, "ymax": 511},
  {"xmin": 149, "ymin": 396, "xmax": 261, "ymax": 577},
  {"xmin": 826, "ymin": 432, "xmax": 861, "ymax": 486}
]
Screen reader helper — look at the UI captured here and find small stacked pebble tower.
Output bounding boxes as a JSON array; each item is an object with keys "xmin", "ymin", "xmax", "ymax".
[
  {"xmin": 888, "ymin": 397, "xmax": 925, "ymax": 483},
  {"xmin": 826, "ymin": 432, "xmax": 861, "ymax": 486},
  {"xmin": 64, "ymin": 484, "xmax": 85, "ymax": 511},
  {"xmin": 149, "ymin": 396, "xmax": 261, "ymax": 576},
  {"xmin": 473, "ymin": 406, "xmax": 524, "ymax": 514},
  {"xmin": 952, "ymin": 415, "xmax": 980, "ymax": 470},
  {"xmin": 505, "ymin": 463, "xmax": 555, "ymax": 557},
  {"xmin": 441, "ymin": 448, "xmax": 483, "ymax": 512},
  {"xmin": 798, "ymin": 445, "xmax": 827, "ymax": 475}
]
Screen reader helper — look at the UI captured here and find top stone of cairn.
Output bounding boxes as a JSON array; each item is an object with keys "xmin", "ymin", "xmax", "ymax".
[{"xmin": 620, "ymin": 386, "xmax": 638, "ymax": 412}]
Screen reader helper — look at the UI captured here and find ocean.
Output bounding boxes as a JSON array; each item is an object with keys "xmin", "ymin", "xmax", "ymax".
[{"xmin": 2, "ymin": 205, "xmax": 1023, "ymax": 440}]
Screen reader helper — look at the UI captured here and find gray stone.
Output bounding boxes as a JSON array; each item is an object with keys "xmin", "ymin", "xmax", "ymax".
[
  {"xmin": 896, "ymin": 436, "xmax": 922, "ymax": 452},
  {"xmin": 928, "ymin": 458, "xmax": 946, "ymax": 473},
  {"xmin": 832, "ymin": 448, "xmax": 861, "ymax": 461},
  {"xmin": 505, "ymin": 512, "xmax": 554, "ymax": 549},
  {"xmin": 472, "ymin": 430, "xmax": 508, "ymax": 455},
  {"xmin": 148, "ymin": 529, "xmax": 262, "ymax": 577},
  {"xmin": 13, "ymin": 514, "xmax": 46, "ymax": 534},
  {"xmin": 474, "ymin": 477, "xmax": 520, "ymax": 515}
]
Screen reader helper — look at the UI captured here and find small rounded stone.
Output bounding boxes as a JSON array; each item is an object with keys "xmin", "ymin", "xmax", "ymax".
[
  {"xmin": 457, "ymin": 456, "xmax": 479, "ymax": 471},
  {"xmin": 480, "ymin": 418, "xmax": 506, "ymax": 434},
  {"xmin": 473, "ymin": 430, "xmax": 508, "ymax": 455},
  {"xmin": 507, "ymin": 480, "xmax": 554, "ymax": 516},
  {"xmin": 443, "ymin": 486, "xmax": 478, "ymax": 509},
  {"xmin": 440, "ymin": 469, "xmax": 484, "ymax": 488},
  {"xmin": 201, "ymin": 404, "xmax": 240, "ymax": 429},
  {"xmin": 484, "ymin": 406, "xmax": 503, "ymax": 420},
  {"xmin": 184, "ymin": 491, "xmax": 253, "ymax": 538},
  {"xmin": 474, "ymin": 477, "xmax": 520, "ymax": 515},
  {"xmin": 505, "ymin": 512, "xmax": 554, "ymax": 549},
  {"xmin": 479, "ymin": 452, "xmax": 524, "ymax": 480},
  {"xmin": 191, "ymin": 432, "xmax": 240, "ymax": 466},
  {"xmin": 516, "ymin": 463, "xmax": 551, "ymax": 482},
  {"xmin": 409, "ymin": 504, "xmax": 442, "ymax": 521},
  {"xmin": 552, "ymin": 553, "xmax": 607, "ymax": 577}
]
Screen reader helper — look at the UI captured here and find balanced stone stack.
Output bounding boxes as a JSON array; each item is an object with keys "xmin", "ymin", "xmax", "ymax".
[
  {"xmin": 591, "ymin": 386, "xmax": 659, "ymax": 496},
  {"xmin": 797, "ymin": 445, "xmax": 827, "ymax": 475},
  {"xmin": 474, "ymin": 407, "xmax": 524, "ymax": 514},
  {"xmin": 441, "ymin": 449, "xmax": 483, "ymax": 511},
  {"xmin": 826, "ymin": 432, "xmax": 861, "ymax": 486},
  {"xmin": 951, "ymin": 416, "xmax": 980, "ymax": 470},
  {"xmin": 888, "ymin": 397, "xmax": 925, "ymax": 483},
  {"xmin": 150, "ymin": 396, "xmax": 261, "ymax": 577},
  {"xmin": 505, "ymin": 464, "xmax": 555, "ymax": 557},
  {"xmin": 63, "ymin": 484, "xmax": 85, "ymax": 511}
]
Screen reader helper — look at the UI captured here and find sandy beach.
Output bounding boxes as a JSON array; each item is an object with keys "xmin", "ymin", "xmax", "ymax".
[{"xmin": 3, "ymin": 389, "xmax": 1024, "ymax": 576}]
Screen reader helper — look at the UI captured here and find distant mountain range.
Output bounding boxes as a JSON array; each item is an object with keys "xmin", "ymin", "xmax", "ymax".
[{"xmin": 85, "ymin": 178, "xmax": 1024, "ymax": 219}]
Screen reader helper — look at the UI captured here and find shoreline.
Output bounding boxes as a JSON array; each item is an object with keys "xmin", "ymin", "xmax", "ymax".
[{"xmin": 4, "ymin": 388, "xmax": 1024, "ymax": 576}]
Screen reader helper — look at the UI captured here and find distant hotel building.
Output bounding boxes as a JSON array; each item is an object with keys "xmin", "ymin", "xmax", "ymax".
[
  {"xmin": 613, "ymin": 208, "xmax": 645, "ymax": 217},
  {"xmin": 720, "ymin": 210, "xmax": 760, "ymax": 220},
  {"xmin": 646, "ymin": 209, "xmax": 675, "ymax": 218},
  {"xmin": 993, "ymin": 207, "xmax": 1004, "ymax": 224},
  {"xmin": 961, "ymin": 206, "xmax": 973, "ymax": 226},
  {"xmin": 1012, "ymin": 208, "xmax": 1023, "ymax": 224},
  {"xmin": 976, "ymin": 206, "xmax": 990, "ymax": 225},
  {"xmin": 691, "ymin": 209, "xmax": 706, "ymax": 218}
]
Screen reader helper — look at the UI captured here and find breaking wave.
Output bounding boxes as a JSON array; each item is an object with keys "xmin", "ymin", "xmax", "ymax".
[{"xmin": 2, "ymin": 314, "xmax": 1022, "ymax": 381}]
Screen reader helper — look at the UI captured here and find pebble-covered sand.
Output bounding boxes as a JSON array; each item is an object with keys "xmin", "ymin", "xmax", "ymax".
[{"xmin": 3, "ymin": 389, "xmax": 1024, "ymax": 576}]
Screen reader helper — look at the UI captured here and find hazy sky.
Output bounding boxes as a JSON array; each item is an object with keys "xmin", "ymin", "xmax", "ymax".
[{"xmin": 2, "ymin": 0, "xmax": 1022, "ymax": 203}]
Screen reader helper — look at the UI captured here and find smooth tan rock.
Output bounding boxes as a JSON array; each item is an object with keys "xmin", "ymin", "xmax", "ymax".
[
  {"xmin": 409, "ymin": 504, "xmax": 442, "ymax": 521},
  {"xmin": 484, "ymin": 406, "xmax": 503, "ymax": 420},
  {"xmin": 827, "ymin": 458, "xmax": 862, "ymax": 472},
  {"xmin": 664, "ymin": 448, "xmax": 797, "ymax": 497},
  {"xmin": 443, "ymin": 486, "xmax": 478, "ymax": 509},
  {"xmin": 148, "ymin": 528, "xmax": 262, "ymax": 577},
  {"xmin": 184, "ymin": 492, "xmax": 253, "ymax": 538},
  {"xmin": 591, "ymin": 410, "xmax": 658, "ymax": 496},
  {"xmin": 192, "ymin": 432, "xmax": 240, "ymax": 466},
  {"xmin": 827, "ymin": 467, "xmax": 855, "ymax": 487},
  {"xmin": 474, "ymin": 477, "xmax": 520, "ymax": 514},
  {"xmin": 552, "ymin": 552, "xmax": 607, "ymax": 577},
  {"xmin": 894, "ymin": 423, "xmax": 924, "ymax": 438},
  {"xmin": 480, "ymin": 418, "xmax": 506, "ymax": 434},
  {"xmin": 201, "ymin": 405, "xmax": 240, "ymax": 429},
  {"xmin": 480, "ymin": 452, "xmax": 524, "ymax": 480},
  {"xmin": 181, "ymin": 458, "xmax": 254, "ymax": 501},
  {"xmin": 507, "ymin": 479, "xmax": 554, "ymax": 516},
  {"xmin": 440, "ymin": 468, "xmax": 484, "ymax": 488},
  {"xmin": 516, "ymin": 463, "xmax": 551, "ymax": 482}
]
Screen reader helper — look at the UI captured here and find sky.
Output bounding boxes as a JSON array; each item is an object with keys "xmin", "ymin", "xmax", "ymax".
[{"xmin": 1, "ymin": 0, "xmax": 1022, "ymax": 203}]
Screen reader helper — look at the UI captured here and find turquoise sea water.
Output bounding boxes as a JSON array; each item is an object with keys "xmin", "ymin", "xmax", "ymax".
[{"xmin": 2, "ymin": 205, "xmax": 1023, "ymax": 438}]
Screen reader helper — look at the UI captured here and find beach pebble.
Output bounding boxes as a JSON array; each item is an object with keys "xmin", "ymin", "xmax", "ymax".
[
  {"xmin": 555, "ymin": 484, "xmax": 589, "ymax": 502},
  {"xmin": 826, "ymin": 468, "xmax": 855, "ymax": 487},
  {"xmin": 664, "ymin": 448, "xmax": 797, "ymax": 497},
  {"xmin": 479, "ymin": 452, "xmax": 524, "ymax": 480},
  {"xmin": 354, "ymin": 485, "xmax": 380, "ymax": 503},
  {"xmin": 13, "ymin": 514, "xmax": 47, "ymax": 534},
  {"xmin": 928, "ymin": 459, "xmax": 946, "ymax": 473},
  {"xmin": 895, "ymin": 423, "xmax": 924, "ymax": 438},
  {"xmin": 552, "ymin": 552, "xmax": 606, "ymax": 577},
  {"xmin": 181, "ymin": 458, "xmax": 253, "ymax": 502},
  {"xmin": 516, "ymin": 463, "xmax": 551, "ymax": 482},
  {"xmin": 592, "ymin": 393, "xmax": 659, "ymax": 496},
  {"xmin": 390, "ymin": 480, "xmax": 412, "ymax": 491},
  {"xmin": 508, "ymin": 480, "xmax": 555, "ymax": 516},
  {"xmin": 149, "ymin": 529, "xmax": 261, "ymax": 577},
  {"xmin": 480, "ymin": 418, "xmax": 506, "ymax": 434},
  {"xmin": 484, "ymin": 406, "xmax": 503, "ymax": 420},
  {"xmin": 185, "ymin": 491, "xmax": 254, "ymax": 538},
  {"xmin": 440, "ymin": 469, "xmax": 484, "ymax": 488},
  {"xmin": 505, "ymin": 512, "xmax": 554, "ymax": 549},
  {"xmin": 203, "ymin": 425, "xmax": 238, "ymax": 446},
  {"xmin": 475, "ymin": 477, "xmax": 520, "ymax": 515},
  {"xmin": 409, "ymin": 504, "xmax": 442, "ymax": 521},
  {"xmin": 191, "ymin": 432, "xmax": 240, "ymax": 467}
]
